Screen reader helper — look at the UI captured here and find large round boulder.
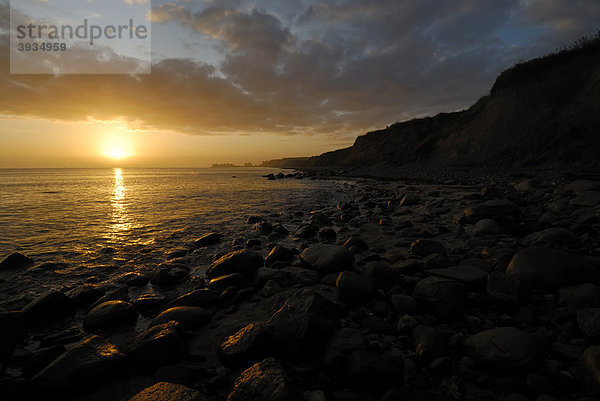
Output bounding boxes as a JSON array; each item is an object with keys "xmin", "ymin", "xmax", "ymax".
[
  {"xmin": 463, "ymin": 327, "xmax": 537, "ymax": 372},
  {"xmin": 84, "ymin": 301, "xmax": 138, "ymax": 332},
  {"xmin": 506, "ymin": 247, "xmax": 598, "ymax": 290},
  {"xmin": 300, "ymin": 244, "xmax": 354, "ymax": 274},
  {"xmin": 206, "ymin": 250, "xmax": 263, "ymax": 279}
]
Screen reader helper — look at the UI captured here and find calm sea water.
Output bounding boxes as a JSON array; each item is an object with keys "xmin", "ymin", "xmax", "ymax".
[{"xmin": 0, "ymin": 168, "xmax": 347, "ymax": 299}]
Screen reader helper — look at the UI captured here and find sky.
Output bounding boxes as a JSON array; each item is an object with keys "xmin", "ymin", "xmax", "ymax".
[{"xmin": 0, "ymin": 0, "xmax": 599, "ymax": 168}]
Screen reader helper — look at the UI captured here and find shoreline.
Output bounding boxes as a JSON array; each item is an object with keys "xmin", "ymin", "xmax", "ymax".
[{"xmin": 0, "ymin": 173, "xmax": 600, "ymax": 400}]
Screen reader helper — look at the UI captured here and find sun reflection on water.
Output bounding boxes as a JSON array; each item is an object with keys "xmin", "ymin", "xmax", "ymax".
[{"xmin": 110, "ymin": 168, "xmax": 132, "ymax": 236}]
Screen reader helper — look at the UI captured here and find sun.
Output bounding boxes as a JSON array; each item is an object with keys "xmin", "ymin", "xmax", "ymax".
[{"xmin": 100, "ymin": 134, "xmax": 133, "ymax": 160}]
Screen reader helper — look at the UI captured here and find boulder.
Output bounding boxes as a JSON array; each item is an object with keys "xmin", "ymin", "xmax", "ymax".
[
  {"xmin": 193, "ymin": 233, "xmax": 221, "ymax": 248},
  {"xmin": 206, "ymin": 250, "xmax": 263, "ymax": 279},
  {"xmin": 506, "ymin": 247, "xmax": 598, "ymax": 290},
  {"xmin": 67, "ymin": 285, "xmax": 105, "ymax": 308},
  {"xmin": 32, "ymin": 335, "xmax": 128, "ymax": 391},
  {"xmin": 208, "ymin": 273, "xmax": 246, "ymax": 292},
  {"xmin": 462, "ymin": 200, "xmax": 521, "ymax": 225},
  {"xmin": 343, "ymin": 237, "xmax": 369, "ymax": 254},
  {"xmin": 463, "ymin": 327, "xmax": 537, "ymax": 372},
  {"xmin": 521, "ymin": 228, "xmax": 579, "ymax": 248},
  {"xmin": 427, "ymin": 265, "xmax": 488, "ymax": 285},
  {"xmin": 21, "ymin": 290, "xmax": 72, "ymax": 321},
  {"xmin": 474, "ymin": 219, "xmax": 502, "ymax": 235},
  {"xmin": 345, "ymin": 350, "xmax": 402, "ymax": 391},
  {"xmin": 228, "ymin": 358, "xmax": 291, "ymax": 401},
  {"xmin": 129, "ymin": 382, "xmax": 206, "ymax": 401},
  {"xmin": 152, "ymin": 307, "xmax": 211, "ymax": 330},
  {"xmin": 323, "ymin": 328, "xmax": 368, "ymax": 372},
  {"xmin": 0, "ymin": 252, "xmax": 34, "ymax": 271},
  {"xmin": 150, "ymin": 265, "xmax": 189, "ymax": 287},
  {"xmin": 127, "ymin": 321, "xmax": 187, "ymax": 372},
  {"xmin": 577, "ymin": 308, "xmax": 600, "ymax": 339},
  {"xmin": 219, "ymin": 323, "xmax": 274, "ymax": 368},
  {"xmin": 565, "ymin": 180, "xmax": 596, "ymax": 192},
  {"xmin": 570, "ymin": 191, "xmax": 600, "ymax": 207},
  {"xmin": 84, "ymin": 301, "xmax": 138, "ymax": 332},
  {"xmin": 219, "ymin": 290, "xmax": 339, "ymax": 367},
  {"xmin": 166, "ymin": 289, "xmax": 219, "ymax": 309},
  {"xmin": 363, "ymin": 262, "xmax": 396, "ymax": 289},
  {"xmin": 0, "ymin": 311, "xmax": 27, "ymax": 356},
  {"xmin": 300, "ymin": 244, "xmax": 354, "ymax": 274},
  {"xmin": 486, "ymin": 272, "xmax": 519, "ymax": 307},
  {"xmin": 413, "ymin": 277, "xmax": 466, "ymax": 320},
  {"xmin": 390, "ymin": 295, "xmax": 418, "ymax": 315},
  {"xmin": 409, "ymin": 239, "xmax": 447, "ymax": 257},
  {"xmin": 336, "ymin": 272, "xmax": 374, "ymax": 306},
  {"xmin": 413, "ymin": 325, "xmax": 446, "ymax": 362},
  {"xmin": 583, "ymin": 346, "xmax": 600, "ymax": 387},
  {"xmin": 559, "ymin": 284, "xmax": 600, "ymax": 310},
  {"xmin": 264, "ymin": 246, "xmax": 294, "ymax": 268}
]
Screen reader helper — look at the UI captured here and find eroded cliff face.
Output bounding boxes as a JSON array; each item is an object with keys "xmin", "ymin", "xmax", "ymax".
[{"xmin": 305, "ymin": 41, "xmax": 600, "ymax": 169}]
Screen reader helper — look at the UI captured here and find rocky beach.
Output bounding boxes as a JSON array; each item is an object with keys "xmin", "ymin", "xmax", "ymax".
[{"xmin": 1, "ymin": 170, "xmax": 600, "ymax": 401}]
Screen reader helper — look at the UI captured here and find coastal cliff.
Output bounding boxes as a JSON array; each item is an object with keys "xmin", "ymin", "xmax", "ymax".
[{"xmin": 268, "ymin": 36, "xmax": 600, "ymax": 170}]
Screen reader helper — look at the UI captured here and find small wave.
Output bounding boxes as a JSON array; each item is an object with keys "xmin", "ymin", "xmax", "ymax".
[{"xmin": 41, "ymin": 191, "xmax": 62, "ymax": 194}]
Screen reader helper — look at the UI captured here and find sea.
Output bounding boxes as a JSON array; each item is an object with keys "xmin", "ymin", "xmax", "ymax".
[{"xmin": 0, "ymin": 168, "xmax": 349, "ymax": 304}]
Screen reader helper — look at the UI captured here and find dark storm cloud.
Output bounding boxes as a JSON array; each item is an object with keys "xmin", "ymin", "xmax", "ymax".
[{"xmin": 1, "ymin": 0, "xmax": 599, "ymax": 137}]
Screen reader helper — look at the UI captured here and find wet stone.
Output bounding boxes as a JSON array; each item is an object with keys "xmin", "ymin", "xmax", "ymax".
[
  {"xmin": 228, "ymin": 357, "xmax": 291, "ymax": 401},
  {"xmin": 32, "ymin": 335, "xmax": 128, "ymax": 392},
  {"xmin": 300, "ymin": 244, "xmax": 355, "ymax": 274},
  {"xmin": 127, "ymin": 321, "xmax": 187, "ymax": 373},
  {"xmin": 152, "ymin": 306, "xmax": 211, "ymax": 330},
  {"xmin": 463, "ymin": 327, "xmax": 537, "ymax": 372},
  {"xmin": 0, "ymin": 252, "xmax": 34, "ymax": 271},
  {"xmin": 129, "ymin": 382, "xmax": 207, "ymax": 401},
  {"xmin": 206, "ymin": 249, "xmax": 263, "ymax": 279},
  {"xmin": 84, "ymin": 300, "xmax": 138, "ymax": 332}
]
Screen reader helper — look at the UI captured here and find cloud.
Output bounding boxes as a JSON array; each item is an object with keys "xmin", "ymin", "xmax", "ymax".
[{"xmin": 1, "ymin": 0, "xmax": 599, "ymax": 139}]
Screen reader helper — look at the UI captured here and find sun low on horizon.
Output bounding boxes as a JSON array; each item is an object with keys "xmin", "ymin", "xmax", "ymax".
[{"xmin": 99, "ymin": 133, "xmax": 134, "ymax": 162}]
